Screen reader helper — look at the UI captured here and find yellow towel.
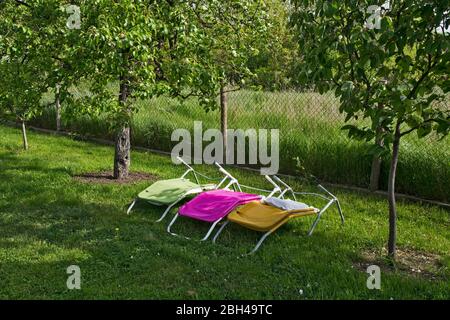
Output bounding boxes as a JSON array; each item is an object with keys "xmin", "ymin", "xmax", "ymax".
[{"xmin": 228, "ymin": 201, "xmax": 317, "ymax": 232}]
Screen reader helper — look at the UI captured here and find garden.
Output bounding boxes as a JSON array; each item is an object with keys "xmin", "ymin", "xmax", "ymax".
[
  {"xmin": 0, "ymin": 125, "xmax": 448, "ymax": 299},
  {"xmin": 0, "ymin": 0, "xmax": 449, "ymax": 301}
]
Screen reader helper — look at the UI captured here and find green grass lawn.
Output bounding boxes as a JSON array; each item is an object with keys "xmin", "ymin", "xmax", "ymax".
[{"xmin": 0, "ymin": 124, "xmax": 449, "ymax": 299}]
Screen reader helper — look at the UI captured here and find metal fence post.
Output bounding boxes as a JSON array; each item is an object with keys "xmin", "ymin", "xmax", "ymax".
[{"xmin": 220, "ymin": 85, "xmax": 228, "ymax": 163}]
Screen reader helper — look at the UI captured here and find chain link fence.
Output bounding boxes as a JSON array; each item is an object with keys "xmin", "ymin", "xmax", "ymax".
[{"xmin": 32, "ymin": 88, "xmax": 450, "ymax": 202}]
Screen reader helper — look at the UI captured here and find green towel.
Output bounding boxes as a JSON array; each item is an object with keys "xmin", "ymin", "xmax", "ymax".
[{"xmin": 138, "ymin": 178, "xmax": 214, "ymax": 205}]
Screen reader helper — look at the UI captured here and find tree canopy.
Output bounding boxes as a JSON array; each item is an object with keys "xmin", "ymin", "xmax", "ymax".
[
  {"xmin": 0, "ymin": 0, "xmax": 73, "ymax": 148},
  {"xmin": 291, "ymin": 0, "xmax": 450, "ymax": 258},
  {"xmin": 59, "ymin": 0, "xmax": 274, "ymax": 177}
]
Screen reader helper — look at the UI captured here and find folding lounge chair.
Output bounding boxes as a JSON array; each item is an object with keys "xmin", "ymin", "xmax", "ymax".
[
  {"xmin": 213, "ymin": 176, "xmax": 345, "ymax": 255},
  {"xmin": 166, "ymin": 164, "xmax": 282, "ymax": 241},
  {"xmin": 126, "ymin": 157, "xmax": 216, "ymax": 222}
]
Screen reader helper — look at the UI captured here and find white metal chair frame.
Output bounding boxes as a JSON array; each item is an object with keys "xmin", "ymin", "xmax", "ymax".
[
  {"xmin": 166, "ymin": 163, "xmax": 282, "ymax": 241},
  {"xmin": 213, "ymin": 175, "xmax": 345, "ymax": 255},
  {"xmin": 126, "ymin": 157, "xmax": 215, "ymax": 222}
]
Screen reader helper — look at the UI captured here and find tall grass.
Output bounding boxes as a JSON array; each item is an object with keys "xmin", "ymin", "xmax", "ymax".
[{"xmin": 32, "ymin": 89, "xmax": 450, "ymax": 202}]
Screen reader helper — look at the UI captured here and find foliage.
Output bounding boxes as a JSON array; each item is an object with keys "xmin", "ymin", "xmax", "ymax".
[
  {"xmin": 63, "ymin": 0, "xmax": 270, "ymax": 119},
  {"xmin": 0, "ymin": 1, "xmax": 51, "ymax": 121},
  {"xmin": 291, "ymin": 0, "xmax": 450, "ymax": 258},
  {"xmin": 0, "ymin": 0, "xmax": 79, "ymax": 118},
  {"xmin": 247, "ymin": 0, "xmax": 302, "ymax": 90},
  {"xmin": 182, "ymin": 0, "xmax": 271, "ymax": 102},
  {"xmin": 291, "ymin": 0, "xmax": 450, "ymax": 146}
]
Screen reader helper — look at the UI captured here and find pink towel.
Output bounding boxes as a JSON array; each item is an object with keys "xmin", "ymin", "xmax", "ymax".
[{"xmin": 179, "ymin": 189, "xmax": 261, "ymax": 222}]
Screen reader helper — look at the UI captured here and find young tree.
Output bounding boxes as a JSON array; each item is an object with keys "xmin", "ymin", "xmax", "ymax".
[
  {"xmin": 1, "ymin": 0, "xmax": 79, "ymax": 136},
  {"xmin": 0, "ymin": 0, "xmax": 61, "ymax": 149},
  {"xmin": 47, "ymin": 3, "xmax": 81, "ymax": 132},
  {"xmin": 184, "ymin": 0, "xmax": 271, "ymax": 157},
  {"xmin": 69, "ymin": 0, "xmax": 271, "ymax": 178},
  {"xmin": 0, "ymin": 61, "xmax": 46, "ymax": 150},
  {"xmin": 64, "ymin": 0, "xmax": 194, "ymax": 179},
  {"xmin": 291, "ymin": 0, "xmax": 450, "ymax": 258},
  {"xmin": 65, "ymin": 1, "xmax": 181, "ymax": 178}
]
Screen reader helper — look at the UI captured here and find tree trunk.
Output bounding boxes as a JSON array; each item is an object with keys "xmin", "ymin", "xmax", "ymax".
[
  {"xmin": 369, "ymin": 132, "xmax": 384, "ymax": 191},
  {"xmin": 55, "ymin": 85, "xmax": 62, "ymax": 131},
  {"xmin": 387, "ymin": 122, "xmax": 401, "ymax": 259},
  {"xmin": 220, "ymin": 85, "xmax": 228, "ymax": 163},
  {"xmin": 21, "ymin": 120, "xmax": 28, "ymax": 150},
  {"xmin": 114, "ymin": 126, "xmax": 131, "ymax": 179},
  {"xmin": 369, "ymin": 104, "xmax": 385, "ymax": 192},
  {"xmin": 113, "ymin": 79, "xmax": 131, "ymax": 179}
]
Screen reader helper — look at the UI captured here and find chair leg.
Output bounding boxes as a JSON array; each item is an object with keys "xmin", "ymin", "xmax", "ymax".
[
  {"xmin": 212, "ymin": 220, "xmax": 230, "ymax": 243},
  {"xmin": 200, "ymin": 218, "xmax": 223, "ymax": 241},
  {"xmin": 308, "ymin": 199, "xmax": 334, "ymax": 236},
  {"xmin": 126, "ymin": 199, "xmax": 137, "ymax": 215},
  {"xmin": 244, "ymin": 230, "xmax": 274, "ymax": 256},
  {"xmin": 156, "ymin": 200, "xmax": 180, "ymax": 223},
  {"xmin": 336, "ymin": 199, "xmax": 345, "ymax": 225},
  {"xmin": 307, "ymin": 213, "xmax": 322, "ymax": 236},
  {"xmin": 167, "ymin": 213, "xmax": 184, "ymax": 237}
]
